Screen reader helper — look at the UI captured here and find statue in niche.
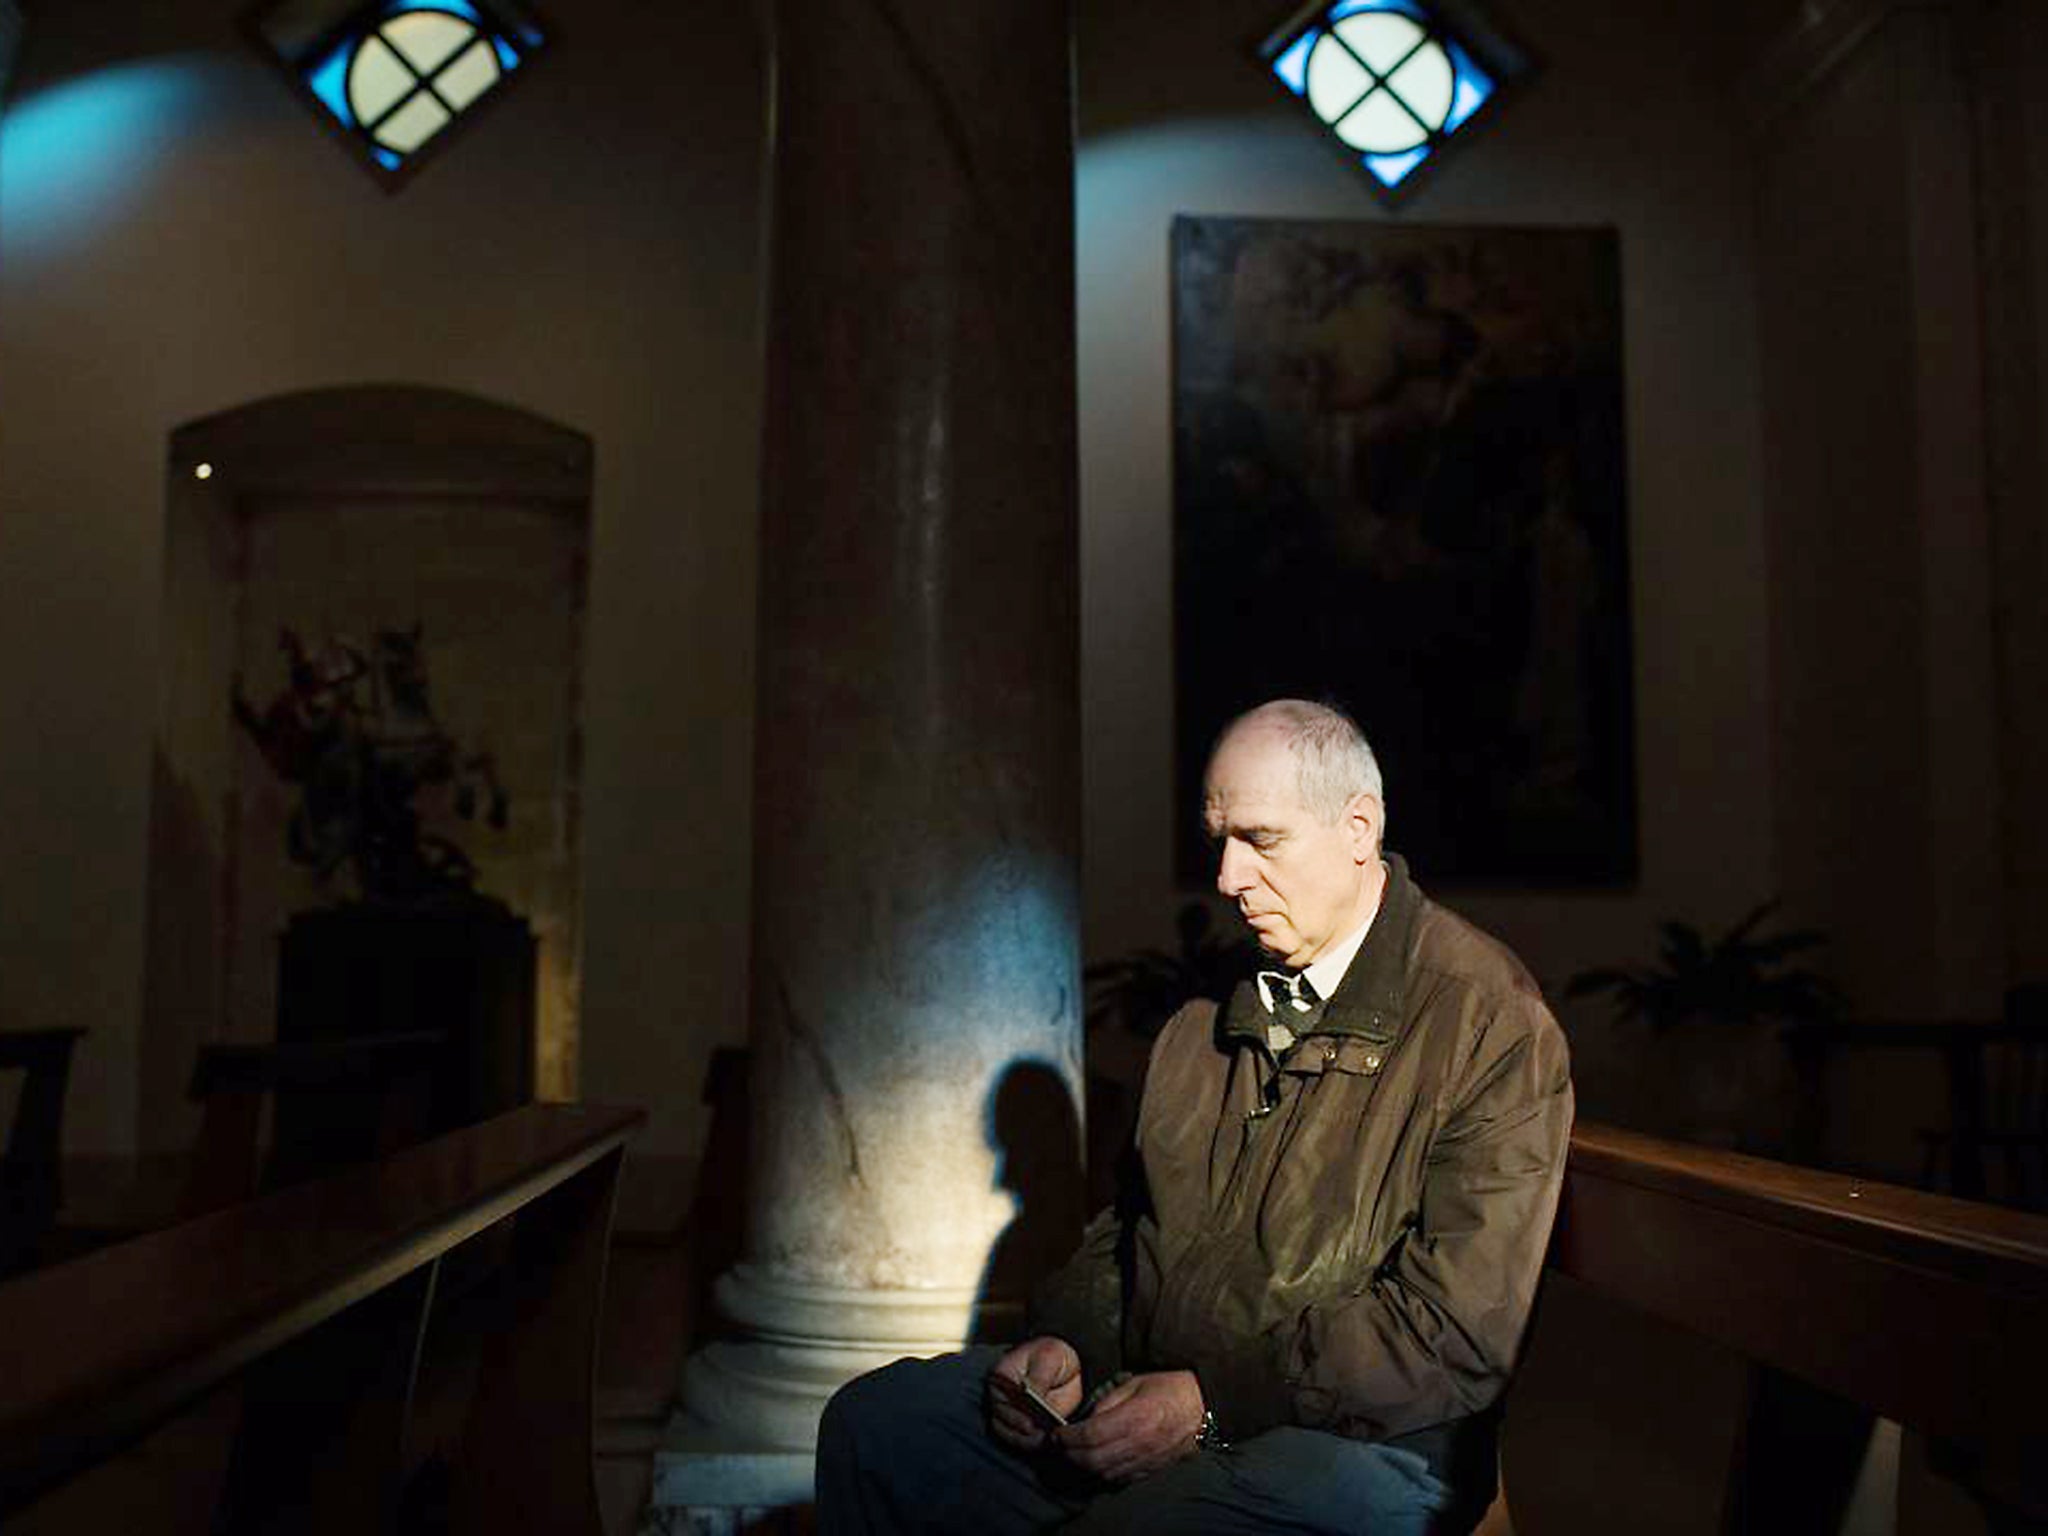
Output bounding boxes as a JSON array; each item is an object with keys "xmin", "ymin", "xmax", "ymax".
[{"xmin": 233, "ymin": 625, "xmax": 509, "ymax": 905}]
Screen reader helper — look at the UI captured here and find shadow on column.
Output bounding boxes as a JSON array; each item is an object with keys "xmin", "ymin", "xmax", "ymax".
[{"xmin": 972, "ymin": 1061, "xmax": 1084, "ymax": 1346}]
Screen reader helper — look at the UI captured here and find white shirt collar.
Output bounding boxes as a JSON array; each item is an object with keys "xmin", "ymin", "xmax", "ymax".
[
  {"xmin": 1258, "ymin": 889, "xmax": 1382, "ymax": 1048},
  {"xmin": 1303, "ymin": 900, "xmax": 1377, "ymax": 1005}
]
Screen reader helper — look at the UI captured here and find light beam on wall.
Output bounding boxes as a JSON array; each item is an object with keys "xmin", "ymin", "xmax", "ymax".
[{"xmin": 0, "ymin": 60, "xmax": 215, "ymax": 251}]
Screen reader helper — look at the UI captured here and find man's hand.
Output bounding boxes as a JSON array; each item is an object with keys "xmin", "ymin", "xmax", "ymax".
[
  {"xmin": 985, "ymin": 1336, "xmax": 1083, "ymax": 1450},
  {"xmin": 1053, "ymin": 1369, "xmax": 1206, "ymax": 1484}
]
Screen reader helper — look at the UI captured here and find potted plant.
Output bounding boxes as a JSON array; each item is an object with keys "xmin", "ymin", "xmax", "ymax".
[{"xmin": 1565, "ymin": 902, "xmax": 1843, "ymax": 1155}]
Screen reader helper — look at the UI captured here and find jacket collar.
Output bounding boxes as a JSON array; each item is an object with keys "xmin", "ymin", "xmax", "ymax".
[{"xmin": 1221, "ymin": 852, "xmax": 1422, "ymax": 1047}]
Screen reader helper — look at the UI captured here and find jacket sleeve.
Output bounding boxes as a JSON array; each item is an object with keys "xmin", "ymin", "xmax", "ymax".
[
  {"xmin": 1201, "ymin": 994, "xmax": 1574, "ymax": 1442},
  {"xmin": 1023, "ymin": 1203, "xmax": 1125, "ymax": 1389}
]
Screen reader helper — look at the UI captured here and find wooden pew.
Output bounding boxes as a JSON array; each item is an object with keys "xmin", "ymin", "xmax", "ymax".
[
  {"xmin": 1539, "ymin": 1121, "xmax": 2048, "ymax": 1533},
  {"xmin": 0, "ymin": 1102, "xmax": 642, "ymax": 1535},
  {"xmin": 181, "ymin": 1031, "xmax": 454, "ymax": 1217},
  {"xmin": 0, "ymin": 1026, "xmax": 86, "ymax": 1275}
]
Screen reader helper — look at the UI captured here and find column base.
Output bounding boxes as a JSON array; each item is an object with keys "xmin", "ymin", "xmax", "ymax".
[
  {"xmin": 651, "ymin": 1261, "xmax": 984, "ymax": 1531},
  {"xmin": 675, "ymin": 1262, "xmax": 983, "ymax": 1450},
  {"xmin": 676, "ymin": 1337, "xmax": 896, "ymax": 1452},
  {"xmin": 643, "ymin": 1411, "xmax": 816, "ymax": 1535}
]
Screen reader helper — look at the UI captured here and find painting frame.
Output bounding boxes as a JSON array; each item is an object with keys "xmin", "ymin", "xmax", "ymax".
[{"xmin": 1172, "ymin": 214, "xmax": 1637, "ymax": 888}]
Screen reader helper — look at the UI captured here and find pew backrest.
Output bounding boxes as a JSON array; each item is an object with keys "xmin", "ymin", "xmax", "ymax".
[
  {"xmin": 1541, "ymin": 1120, "xmax": 2048, "ymax": 1532},
  {"xmin": 0, "ymin": 1101, "xmax": 642, "ymax": 1532}
]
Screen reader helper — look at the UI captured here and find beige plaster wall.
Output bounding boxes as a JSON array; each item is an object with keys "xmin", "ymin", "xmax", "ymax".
[
  {"xmin": 0, "ymin": 0, "xmax": 765, "ymax": 1156},
  {"xmin": 1073, "ymin": 0, "xmax": 1778, "ymax": 1022}
]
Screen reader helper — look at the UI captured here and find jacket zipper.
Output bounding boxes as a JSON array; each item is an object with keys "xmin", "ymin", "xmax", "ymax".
[{"xmin": 1163, "ymin": 1047, "xmax": 1291, "ymax": 1353}]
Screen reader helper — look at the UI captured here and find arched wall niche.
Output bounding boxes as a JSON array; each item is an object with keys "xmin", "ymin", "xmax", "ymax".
[{"xmin": 143, "ymin": 383, "xmax": 594, "ymax": 1154}]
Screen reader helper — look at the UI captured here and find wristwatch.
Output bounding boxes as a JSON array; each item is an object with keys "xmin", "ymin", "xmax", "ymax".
[{"xmin": 1194, "ymin": 1407, "xmax": 1229, "ymax": 1452}]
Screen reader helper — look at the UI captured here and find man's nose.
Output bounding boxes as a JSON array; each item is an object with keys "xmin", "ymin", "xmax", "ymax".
[{"xmin": 1217, "ymin": 839, "xmax": 1252, "ymax": 896}]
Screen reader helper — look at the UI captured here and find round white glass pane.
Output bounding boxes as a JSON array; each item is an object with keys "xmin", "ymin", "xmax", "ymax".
[
  {"xmin": 1331, "ymin": 11, "xmax": 1427, "ymax": 74},
  {"xmin": 1334, "ymin": 87, "xmax": 1427, "ymax": 153},
  {"xmin": 383, "ymin": 9, "xmax": 475, "ymax": 75},
  {"xmin": 1387, "ymin": 43, "xmax": 1455, "ymax": 129},
  {"xmin": 373, "ymin": 91, "xmax": 452, "ymax": 151},
  {"xmin": 346, "ymin": 35, "xmax": 414, "ymax": 125},
  {"xmin": 1304, "ymin": 33, "xmax": 1373, "ymax": 125},
  {"xmin": 434, "ymin": 39, "xmax": 501, "ymax": 110}
]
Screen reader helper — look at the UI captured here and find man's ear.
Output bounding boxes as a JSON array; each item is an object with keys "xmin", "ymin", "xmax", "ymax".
[{"xmin": 1345, "ymin": 793, "xmax": 1383, "ymax": 864}]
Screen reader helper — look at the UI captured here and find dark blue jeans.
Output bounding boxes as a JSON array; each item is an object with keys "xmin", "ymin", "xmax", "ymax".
[{"xmin": 815, "ymin": 1347, "xmax": 1451, "ymax": 1535}]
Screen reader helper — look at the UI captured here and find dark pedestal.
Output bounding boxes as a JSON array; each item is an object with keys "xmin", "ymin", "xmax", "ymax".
[{"xmin": 277, "ymin": 902, "xmax": 536, "ymax": 1133}]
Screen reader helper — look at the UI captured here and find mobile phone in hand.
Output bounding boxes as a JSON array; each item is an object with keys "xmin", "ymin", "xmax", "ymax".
[{"xmin": 1000, "ymin": 1373, "xmax": 1068, "ymax": 1429}]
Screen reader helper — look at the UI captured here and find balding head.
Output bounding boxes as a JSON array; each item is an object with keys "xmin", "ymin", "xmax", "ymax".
[{"xmin": 1214, "ymin": 699, "xmax": 1385, "ymax": 835}]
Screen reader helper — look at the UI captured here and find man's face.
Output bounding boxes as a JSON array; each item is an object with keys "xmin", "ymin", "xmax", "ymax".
[{"xmin": 1203, "ymin": 723, "xmax": 1377, "ymax": 969}]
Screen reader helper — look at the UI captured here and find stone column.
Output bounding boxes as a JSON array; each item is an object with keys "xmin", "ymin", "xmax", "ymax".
[{"xmin": 675, "ymin": 0, "xmax": 1081, "ymax": 1458}]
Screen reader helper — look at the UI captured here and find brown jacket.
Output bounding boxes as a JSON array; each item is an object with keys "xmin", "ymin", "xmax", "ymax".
[{"xmin": 1033, "ymin": 855, "xmax": 1572, "ymax": 1460}]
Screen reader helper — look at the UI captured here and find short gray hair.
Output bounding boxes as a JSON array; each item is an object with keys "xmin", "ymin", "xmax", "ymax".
[{"xmin": 1228, "ymin": 699, "xmax": 1386, "ymax": 827}]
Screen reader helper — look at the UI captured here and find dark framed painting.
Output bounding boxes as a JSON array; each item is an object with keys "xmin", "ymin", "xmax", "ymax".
[{"xmin": 1172, "ymin": 215, "xmax": 1636, "ymax": 886}]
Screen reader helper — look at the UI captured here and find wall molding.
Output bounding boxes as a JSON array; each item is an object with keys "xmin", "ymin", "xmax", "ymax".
[{"xmin": 1737, "ymin": 0, "xmax": 1948, "ymax": 135}]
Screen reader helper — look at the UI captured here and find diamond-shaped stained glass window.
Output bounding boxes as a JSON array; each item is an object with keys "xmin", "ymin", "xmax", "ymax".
[
  {"xmin": 1260, "ymin": 0, "xmax": 1532, "ymax": 202},
  {"xmin": 248, "ymin": 0, "xmax": 548, "ymax": 187}
]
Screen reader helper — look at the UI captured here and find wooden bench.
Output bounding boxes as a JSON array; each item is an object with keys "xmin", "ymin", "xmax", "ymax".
[
  {"xmin": 182, "ymin": 1031, "xmax": 454, "ymax": 1216},
  {"xmin": 0, "ymin": 1102, "xmax": 642, "ymax": 1534},
  {"xmin": 0, "ymin": 1026, "xmax": 86, "ymax": 1275},
  {"xmin": 1515, "ymin": 1121, "xmax": 2048, "ymax": 1533}
]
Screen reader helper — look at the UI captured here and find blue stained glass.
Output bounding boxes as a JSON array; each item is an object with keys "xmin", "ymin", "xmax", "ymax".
[
  {"xmin": 1272, "ymin": 31, "xmax": 1316, "ymax": 95},
  {"xmin": 1443, "ymin": 42, "xmax": 1492, "ymax": 131},
  {"xmin": 306, "ymin": 44, "xmax": 355, "ymax": 126},
  {"xmin": 1446, "ymin": 40, "xmax": 1492, "ymax": 89},
  {"xmin": 1365, "ymin": 146, "xmax": 1431, "ymax": 185},
  {"xmin": 1329, "ymin": 0, "xmax": 1429, "ymax": 21},
  {"xmin": 256, "ymin": 0, "xmax": 552, "ymax": 183},
  {"xmin": 1444, "ymin": 73, "xmax": 1488, "ymax": 132},
  {"xmin": 388, "ymin": 0, "xmax": 486, "ymax": 21}
]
